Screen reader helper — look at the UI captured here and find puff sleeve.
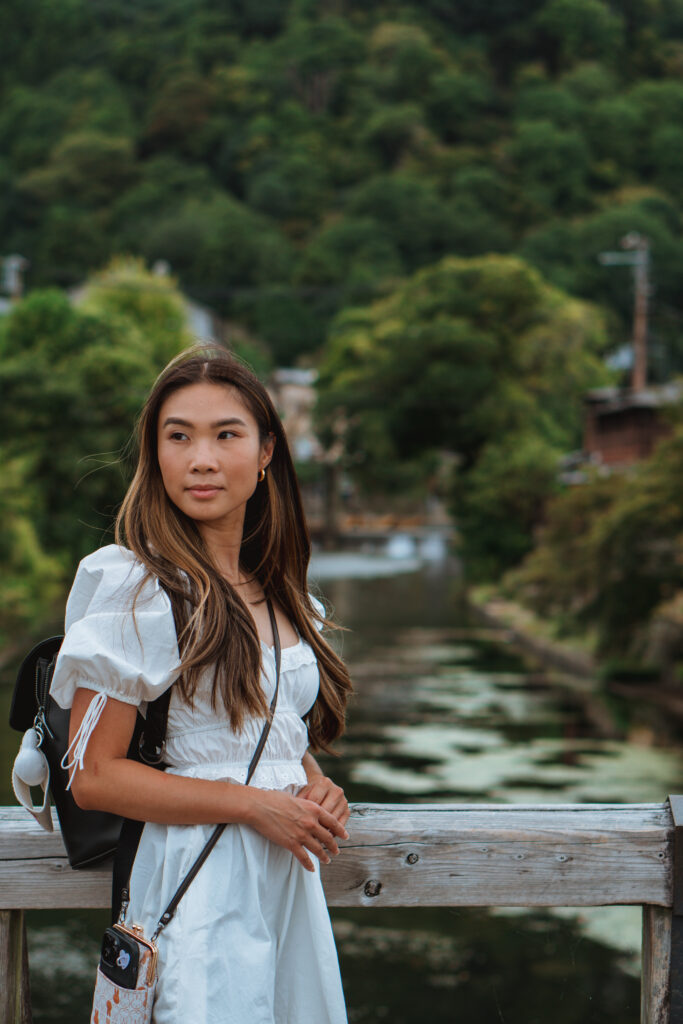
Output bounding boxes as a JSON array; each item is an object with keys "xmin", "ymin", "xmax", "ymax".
[
  {"xmin": 50, "ymin": 545, "xmax": 182, "ymax": 787},
  {"xmin": 51, "ymin": 544, "xmax": 181, "ymax": 711}
]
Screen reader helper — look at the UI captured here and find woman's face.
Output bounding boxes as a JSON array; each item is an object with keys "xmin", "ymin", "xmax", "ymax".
[{"xmin": 156, "ymin": 381, "xmax": 274, "ymax": 530}]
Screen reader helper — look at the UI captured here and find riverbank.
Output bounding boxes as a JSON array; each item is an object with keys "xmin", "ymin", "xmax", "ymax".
[
  {"xmin": 466, "ymin": 585, "xmax": 683, "ymax": 731},
  {"xmin": 466, "ymin": 586, "xmax": 597, "ymax": 677}
]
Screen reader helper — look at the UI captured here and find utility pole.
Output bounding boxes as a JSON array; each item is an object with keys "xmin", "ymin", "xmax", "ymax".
[{"xmin": 598, "ymin": 232, "xmax": 650, "ymax": 390}]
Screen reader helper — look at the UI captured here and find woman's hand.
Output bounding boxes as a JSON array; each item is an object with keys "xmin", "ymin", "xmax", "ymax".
[
  {"xmin": 297, "ymin": 775, "xmax": 350, "ymax": 829},
  {"xmin": 246, "ymin": 788, "xmax": 349, "ymax": 873}
]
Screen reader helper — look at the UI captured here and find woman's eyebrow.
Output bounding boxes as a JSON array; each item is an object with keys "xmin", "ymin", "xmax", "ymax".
[{"xmin": 162, "ymin": 416, "xmax": 248, "ymax": 428}]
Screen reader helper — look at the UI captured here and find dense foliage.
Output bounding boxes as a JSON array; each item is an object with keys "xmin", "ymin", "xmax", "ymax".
[
  {"xmin": 0, "ymin": 261, "xmax": 190, "ymax": 641},
  {"xmin": 3, "ymin": 0, "xmax": 683, "ymax": 369},
  {"xmin": 316, "ymin": 254, "xmax": 613, "ymax": 575},
  {"xmin": 505, "ymin": 415, "xmax": 683, "ymax": 658}
]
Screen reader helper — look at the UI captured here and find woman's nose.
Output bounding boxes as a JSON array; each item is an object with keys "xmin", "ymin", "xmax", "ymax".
[{"xmin": 189, "ymin": 444, "xmax": 219, "ymax": 472}]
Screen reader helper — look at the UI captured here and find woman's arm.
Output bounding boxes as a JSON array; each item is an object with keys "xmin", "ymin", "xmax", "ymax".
[
  {"xmin": 69, "ymin": 688, "xmax": 347, "ymax": 871},
  {"xmin": 299, "ymin": 750, "xmax": 350, "ymax": 828}
]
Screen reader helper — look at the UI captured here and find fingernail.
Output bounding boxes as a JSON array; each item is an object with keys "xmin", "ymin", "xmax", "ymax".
[{"xmin": 343, "ymin": 830, "xmax": 349, "ymax": 840}]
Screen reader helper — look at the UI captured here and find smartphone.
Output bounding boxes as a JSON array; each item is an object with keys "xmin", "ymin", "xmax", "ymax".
[{"xmin": 99, "ymin": 926, "xmax": 140, "ymax": 989}]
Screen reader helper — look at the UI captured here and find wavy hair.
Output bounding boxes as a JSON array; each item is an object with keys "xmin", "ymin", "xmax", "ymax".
[{"xmin": 115, "ymin": 344, "xmax": 351, "ymax": 751}]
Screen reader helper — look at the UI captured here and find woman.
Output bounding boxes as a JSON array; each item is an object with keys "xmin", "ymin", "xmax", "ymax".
[{"xmin": 49, "ymin": 344, "xmax": 353, "ymax": 1023}]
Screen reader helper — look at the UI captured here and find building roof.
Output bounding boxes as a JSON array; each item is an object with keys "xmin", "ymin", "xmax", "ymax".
[{"xmin": 584, "ymin": 383, "xmax": 681, "ymax": 414}]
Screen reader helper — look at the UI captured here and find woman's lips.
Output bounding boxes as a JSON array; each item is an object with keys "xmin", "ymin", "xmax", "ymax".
[{"xmin": 187, "ymin": 486, "xmax": 221, "ymax": 499}]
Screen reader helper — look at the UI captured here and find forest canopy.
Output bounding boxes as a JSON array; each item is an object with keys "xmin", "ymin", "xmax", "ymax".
[{"xmin": 2, "ymin": 0, "xmax": 683, "ymax": 370}]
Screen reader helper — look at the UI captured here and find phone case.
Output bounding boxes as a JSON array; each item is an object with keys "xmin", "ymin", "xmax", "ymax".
[{"xmin": 90, "ymin": 924, "xmax": 158, "ymax": 1024}]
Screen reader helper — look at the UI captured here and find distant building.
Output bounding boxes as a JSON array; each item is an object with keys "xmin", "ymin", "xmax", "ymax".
[
  {"xmin": 0, "ymin": 253, "xmax": 29, "ymax": 313},
  {"xmin": 583, "ymin": 383, "xmax": 681, "ymax": 468},
  {"xmin": 184, "ymin": 296, "xmax": 229, "ymax": 345},
  {"xmin": 267, "ymin": 368, "xmax": 322, "ymax": 464}
]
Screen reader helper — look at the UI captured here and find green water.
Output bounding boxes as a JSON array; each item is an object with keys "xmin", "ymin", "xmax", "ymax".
[{"xmin": 2, "ymin": 554, "xmax": 681, "ymax": 1022}]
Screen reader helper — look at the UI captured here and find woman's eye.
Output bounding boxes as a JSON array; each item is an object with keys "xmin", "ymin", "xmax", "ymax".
[
  {"xmin": 218, "ymin": 430, "xmax": 236, "ymax": 439},
  {"xmin": 169, "ymin": 431, "xmax": 188, "ymax": 441}
]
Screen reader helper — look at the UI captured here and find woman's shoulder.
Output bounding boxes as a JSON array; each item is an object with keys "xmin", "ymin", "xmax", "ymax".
[
  {"xmin": 75, "ymin": 542, "xmax": 140, "ymax": 575},
  {"xmin": 66, "ymin": 544, "xmax": 167, "ymax": 630},
  {"xmin": 53, "ymin": 544, "xmax": 180, "ymax": 710}
]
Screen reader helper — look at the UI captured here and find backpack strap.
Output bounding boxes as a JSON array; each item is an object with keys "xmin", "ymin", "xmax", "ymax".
[{"xmin": 111, "ymin": 685, "xmax": 174, "ymax": 921}]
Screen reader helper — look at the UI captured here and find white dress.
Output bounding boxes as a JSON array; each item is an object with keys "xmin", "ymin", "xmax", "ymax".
[{"xmin": 49, "ymin": 544, "xmax": 348, "ymax": 1024}]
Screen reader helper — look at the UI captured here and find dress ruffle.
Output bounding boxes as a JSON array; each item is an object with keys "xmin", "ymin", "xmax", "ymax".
[
  {"xmin": 166, "ymin": 760, "xmax": 308, "ymax": 790},
  {"xmin": 261, "ymin": 638, "xmax": 319, "ymax": 673}
]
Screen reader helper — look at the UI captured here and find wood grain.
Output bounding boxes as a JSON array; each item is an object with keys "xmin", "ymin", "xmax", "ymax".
[
  {"xmin": 0, "ymin": 802, "xmax": 673, "ymax": 909},
  {"xmin": 0, "ymin": 910, "xmax": 32, "ymax": 1023},
  {"xmin": 641, "ymin": 905, "xmax": 671, "ymax": 1024}
]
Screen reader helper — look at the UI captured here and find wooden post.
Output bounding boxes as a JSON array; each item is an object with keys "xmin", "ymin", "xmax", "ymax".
[
  {"xmin": 642, "ymin": 906, "xmax": 671, "ymax": 1023},
  {"xmin": 0, "ymin": 909, "xmax": 32, "ymax": 1023}
]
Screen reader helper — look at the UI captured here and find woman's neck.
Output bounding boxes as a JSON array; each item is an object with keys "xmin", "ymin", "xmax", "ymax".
[{"xmin": 197, "ymin": 519, "xmax": 245, "ymax": 584}]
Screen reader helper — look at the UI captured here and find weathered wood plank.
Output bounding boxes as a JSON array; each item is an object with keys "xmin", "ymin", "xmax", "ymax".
[
  {"xmin": 0, "ymin": 861, "xmax": 112, "ymax": 909},
  {"xmin": 641, "ymin": 905, "xmax": 671, "ymax": 1024},
  {"xmin": 0, "ymin": 803, "xmax": 674, "ymax": 909},
  {"xmin": 331, "ymin": 802, "xmax": 672, "ymax": 907},
  {"xmin": 0, "ymin": 910, "xmax": 32, "ymax": 1024},
  {"xmin": 0, "ymin": 808, "xmax": 67, "ymax": 860}
]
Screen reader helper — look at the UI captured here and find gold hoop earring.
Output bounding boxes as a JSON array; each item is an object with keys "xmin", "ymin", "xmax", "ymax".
[{"xmin": 258, "ymin": 468, "xmax": 266, "ymax": 483}]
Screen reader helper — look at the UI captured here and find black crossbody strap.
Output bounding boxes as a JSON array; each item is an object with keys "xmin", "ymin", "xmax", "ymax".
[{"xmin": 146, "ymin": 598, "xmax": 282, "ymax": 942}]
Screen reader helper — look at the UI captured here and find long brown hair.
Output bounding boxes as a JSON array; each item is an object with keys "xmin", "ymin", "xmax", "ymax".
[{"xmin": 115, "ymin": 344, "xmax": 351, "ymax": 751}]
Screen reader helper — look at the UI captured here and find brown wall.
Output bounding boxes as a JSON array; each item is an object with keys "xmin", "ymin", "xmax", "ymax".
[{"xmin": 584, "ymin": 406, "xmax": 671, "ymax": 466}]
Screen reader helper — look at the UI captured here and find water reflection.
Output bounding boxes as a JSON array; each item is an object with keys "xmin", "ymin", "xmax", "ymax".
[
  {"xmin": 311, "ymin": 553, "xmax": 682, "ymax": 1024},
  {"xmin": 334, "ymin": 906, "xmax": 639, "ymax": 1024}
]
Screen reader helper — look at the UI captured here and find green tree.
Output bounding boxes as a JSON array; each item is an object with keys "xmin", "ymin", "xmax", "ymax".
[
  {"xmin": 0, "ymin": 267, "xmax": 189, "ymax": 567},
  {"xmin": 426, "ymin": 70, "xmax": 497, "ymax": 144},
  {"xmin": 79, "ymin": 257, "xmax": 192, "ymax": 367},
  {"xmin": 110, "ymin": 156, "xmax": 216, "ymax": 252},
  {"xmin": 507, "ymin": 120, "xmax": 591, "ymax": 215},
  {"xmin": 246, "ymin": 148, "xmax": 331, "ymax": 225},
  {"xmin": 535, "ymin": 0, "xmax": 625, "ymax": 71},
  {"xmin": 0, "ymin": 456, "xmax": 64, "ymax": 645},
  {"xmin": 509, "ymin": 417, "xmax": 683, "ymax": 655},
  {"xmin": 142, "ymin": 193, "xmax": 293, "ymax": 316},
  {"xmin": 514, "ymin": 82, "xmax": 583, "ymax": 129},
  {"xmin": 316, "ymin": 254, "xmax": 612, "ymax": 573},
  {"xmin": 19, "ymin": 132, "xmax": 137, "ymax": 207},
  {"xmin": 296, "ymin": 217, "xmax": 402, "ymax": 290},
  {"xmin": 650, "ymin": 123, "xmax": 683, "ymax": 197},
  {"xmin": 346, "ymin": 174, "xmax": 456, "ymax": 270},
  {"xmin": 455, "ymin": 432, "xmax": 562, "ymax": 579}
]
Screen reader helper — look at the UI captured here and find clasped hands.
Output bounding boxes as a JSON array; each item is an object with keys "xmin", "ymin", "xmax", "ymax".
[{"xmin": 249, "ymin": 772, "xmax": 350, "ymax": 873}]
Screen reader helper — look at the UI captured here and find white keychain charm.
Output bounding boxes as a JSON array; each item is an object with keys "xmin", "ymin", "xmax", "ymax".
[
  {"xmin": 15, "ymin": 728, "xmax": 50, "ymax": 785},
  {"xmin": 12, "ymin": 727, "xmax": 53, "ymax": 832}
]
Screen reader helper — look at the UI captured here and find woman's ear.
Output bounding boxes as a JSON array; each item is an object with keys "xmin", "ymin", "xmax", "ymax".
[{"xmin": 262, "ymin": 432, "xmax": 276, "ymax": 468}]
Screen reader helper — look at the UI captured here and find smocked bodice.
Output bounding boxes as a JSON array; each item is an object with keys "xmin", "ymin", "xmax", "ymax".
[{"xmin": 164, "ymin": 639, "xmax": 320, "ymax": 789}]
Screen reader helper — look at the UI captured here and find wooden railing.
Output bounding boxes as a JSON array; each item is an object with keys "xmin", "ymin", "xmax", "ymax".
[{"xmin": 1, "ymin": 800, "xmax": 680, "ymax": 1023}]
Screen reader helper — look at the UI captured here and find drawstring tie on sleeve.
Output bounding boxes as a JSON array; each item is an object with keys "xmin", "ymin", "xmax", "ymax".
[{"xmin": 60, "ymin": 692, "xmax": 108, "ymax": 790}]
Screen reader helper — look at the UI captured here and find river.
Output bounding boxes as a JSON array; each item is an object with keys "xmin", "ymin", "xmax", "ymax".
[{"xmin": 1, "ymin": 544, "xmax": 682, "ymax": 1023}]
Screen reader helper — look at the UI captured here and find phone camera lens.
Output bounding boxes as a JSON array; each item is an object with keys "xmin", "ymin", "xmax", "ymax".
[{"xmin": 102, "ymin": 935, "xmax": 119, "ymax": 965}]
